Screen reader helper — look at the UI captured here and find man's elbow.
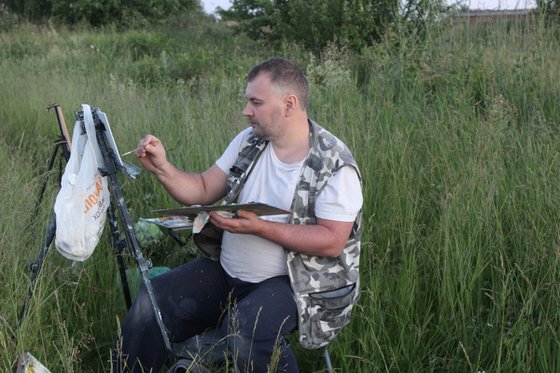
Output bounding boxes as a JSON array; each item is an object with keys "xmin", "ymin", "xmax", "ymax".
[
  {"xmin": 323, "ymin": 243, "xmax": 346, "ymax": 257},
  {"xmin": 316, "ymin": 219, "xmax": 353, "ymax": 257}
]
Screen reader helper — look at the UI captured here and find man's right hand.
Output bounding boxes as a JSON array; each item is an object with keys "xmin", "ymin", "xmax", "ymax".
[
  {"xmin": 135, "ymin": 134, "xmax": 168, "ymax": 175},
  {"xmin": 133, "ymin": 134, "xmax": 228, "ymax": 206}
]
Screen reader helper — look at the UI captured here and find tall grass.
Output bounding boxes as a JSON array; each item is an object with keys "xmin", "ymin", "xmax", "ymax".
[{"xmin": 1, "ymin": 14, "xmax": 560, "ymax": 372}]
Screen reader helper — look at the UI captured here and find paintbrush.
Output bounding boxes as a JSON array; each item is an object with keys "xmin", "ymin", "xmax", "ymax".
[{"xmin": 121, "ymin": 140, "xmax": 160, "ymax": 157}]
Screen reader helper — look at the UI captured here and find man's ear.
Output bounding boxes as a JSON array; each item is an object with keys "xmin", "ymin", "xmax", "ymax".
[{"xmin": 284, "ymin": 94, "xmax": 298, "ymax": 116}]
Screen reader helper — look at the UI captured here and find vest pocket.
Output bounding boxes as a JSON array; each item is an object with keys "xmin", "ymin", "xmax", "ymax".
[
  {"xmin": 298, "ymin": 283, "xmax": 357, "ymax": 349},
  {"xmin": 309, "ymin": 283, "xmax": 355, "ymax": 301}
]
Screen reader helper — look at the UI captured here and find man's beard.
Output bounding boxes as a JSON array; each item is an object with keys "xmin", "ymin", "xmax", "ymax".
[{"xmin": 250, "ymin": 109, "xmax": 282, "ymax": 141}]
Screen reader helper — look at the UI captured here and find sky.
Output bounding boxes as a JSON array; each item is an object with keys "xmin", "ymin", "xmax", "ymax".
[
  {"xmin": 200, "ymin": 0, "xmax": 537, "ymax": 15},
  {"xmin": 201, "ymin": 0, "xmax": 232, "ymax": 14}
]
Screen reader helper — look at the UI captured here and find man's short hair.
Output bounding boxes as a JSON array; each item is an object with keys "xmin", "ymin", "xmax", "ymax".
[{"xmin": 248, "ymin": 57, "xmax": 309, "ymax": 110}]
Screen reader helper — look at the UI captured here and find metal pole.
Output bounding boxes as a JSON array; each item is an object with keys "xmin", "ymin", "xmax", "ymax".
[
  {"xmin": 323, "ymin": 347, "xmax": 334, "ymax": 373},
  {"xmin": 108, "ymin": 202, "xmax": 132, "ymax": 309},
  {"xmin": 18, "ymin": 215, "xmax": 56, "ymax": 327}
]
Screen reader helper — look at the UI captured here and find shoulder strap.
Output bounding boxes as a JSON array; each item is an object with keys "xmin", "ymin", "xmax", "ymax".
[{"xmin": 224, "ymin": 135, "xmax": 268, "ymax": 203}]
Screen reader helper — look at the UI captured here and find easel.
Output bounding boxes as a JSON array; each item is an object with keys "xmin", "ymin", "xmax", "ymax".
[{"xmin": 17, "ymin": 104, "xmax": 176, "ymax": 365}]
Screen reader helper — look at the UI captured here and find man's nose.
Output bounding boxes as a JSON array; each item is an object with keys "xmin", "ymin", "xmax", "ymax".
[{"xmin": 242, "ymin": 103, "xmax": 252, "ymax": 116}]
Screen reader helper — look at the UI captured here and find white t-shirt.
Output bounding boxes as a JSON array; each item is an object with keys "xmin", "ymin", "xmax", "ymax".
[{"xmin": 215, "ymin": 128, "xmax": 362, "ymax": 283}]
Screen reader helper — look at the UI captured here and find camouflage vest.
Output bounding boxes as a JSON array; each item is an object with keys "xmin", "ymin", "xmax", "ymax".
[{"xmin": 226, "ymin": 120, "xmax": 362, "ymax": 349}]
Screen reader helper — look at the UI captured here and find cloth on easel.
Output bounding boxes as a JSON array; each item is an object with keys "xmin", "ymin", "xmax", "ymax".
[{"xmin": 54, "ymin": 104, "xmax": 110, "ymax": 261}]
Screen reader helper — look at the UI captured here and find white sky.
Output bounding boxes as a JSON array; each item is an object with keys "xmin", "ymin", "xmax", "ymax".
[
  {"xmin": 201, "ymin": 0, "xmax": 537, "ymax": 15},
  {"xmin": 201, "ymin": 0, "xmax": 232, "ymax": 14}
]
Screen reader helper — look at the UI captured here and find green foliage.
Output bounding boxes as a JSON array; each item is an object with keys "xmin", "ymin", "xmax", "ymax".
[
  {"xmin": 220, "ymin": 0, "xmax": 438, "ymax": 52},
  {"xmin": 119, "ymin": 30, "xmax": 171, "ymax": 60},
  {"xmin": 305, "ymin": 43, "xmax": 352, "ymax": 88},
  {"xmin": 0, "ymin": 32, "xmax": 44, "ymax": 59},
  {"xmin": 218, "ymin": 0, "xmax": 278, "ymax": 42},
  {"xmin": 1, "ymin": 0, "xmax": 203, "ymax": 25},
  {"xmin": 400, "ymin": 0, "xmax": 451, "ymax": 36},
  {"xmin": 1, "ymin": 0, "xmax": 52, "ymax": 22},
  {"xmin": 0, "ymin": 3, "xmax": 19, "ymax": 31},
  {"xmin": 51, "ymin": 0, "xmax": 122, "ymax": 26},
  {"xmin": 538, "ymin": 0, "xmax": 560, "ymax": 21}
]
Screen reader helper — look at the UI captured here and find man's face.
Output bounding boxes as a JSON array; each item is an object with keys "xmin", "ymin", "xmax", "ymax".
[{"xmin": 242, "ymin": 73, "xmax": 286, "ymax": 140}]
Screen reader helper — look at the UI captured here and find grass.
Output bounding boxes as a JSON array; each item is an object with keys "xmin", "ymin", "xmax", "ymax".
[{"xmin": 1, "ymin": 14, "xmax": 560, "ymax": 372}]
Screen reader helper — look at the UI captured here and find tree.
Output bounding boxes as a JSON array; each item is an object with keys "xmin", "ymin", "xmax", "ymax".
[
  {"xmin": 218, "ymin": 0, "xmax": 400, "ymax": 52},
  {"xmin": 1, "ymin": 0, "xmax": 52, "ymax": 22},
  {"xmin": 0, "ymin": 0, "xmax": 203, "ymax": 25},
  {"xmin": 218, "ymin": 0, "xmax": 453, "ymax": 53}
]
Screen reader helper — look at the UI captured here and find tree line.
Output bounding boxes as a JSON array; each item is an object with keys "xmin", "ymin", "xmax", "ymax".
[{"xmin": 1, "ymin": 0, "xmax": 556, "ymax": 52}]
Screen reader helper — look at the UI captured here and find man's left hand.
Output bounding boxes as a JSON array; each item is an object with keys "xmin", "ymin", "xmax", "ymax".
[{"xmin": 209, "ymin": 210, "xmax": 262, "ymax": 234}]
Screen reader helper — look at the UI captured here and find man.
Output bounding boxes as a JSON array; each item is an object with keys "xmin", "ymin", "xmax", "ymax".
[{"xmin": 118, "ymin": 58, "xmax": 362, "ymax": 372}]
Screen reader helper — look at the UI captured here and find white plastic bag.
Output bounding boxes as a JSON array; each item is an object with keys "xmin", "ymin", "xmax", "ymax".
[{"xmin": 54, "ymin": 104, "xmax": 110, "ymax": 261}]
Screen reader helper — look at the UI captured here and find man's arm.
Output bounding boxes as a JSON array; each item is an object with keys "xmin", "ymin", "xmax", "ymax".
[
  {"xmin": 209, "ymin": 163, "xmax": 361, "ymax": 257},
  {"xmin": 209, "ymin": 211, "xmax": 354, "ymax": 257},
  {"xmin": 136, "ymin": 134, "xmax": 228, "ymax": 205}
]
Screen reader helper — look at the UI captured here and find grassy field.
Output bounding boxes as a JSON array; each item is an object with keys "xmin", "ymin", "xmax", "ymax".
[{"xmin": 1, "ymin": 14, "xmax": 560, "ymax": 372}]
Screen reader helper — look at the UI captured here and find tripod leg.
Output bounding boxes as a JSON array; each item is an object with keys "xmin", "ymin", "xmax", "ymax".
[
  {"xmin": 35, "ymin": 144, "xmax": 60, "ymax": 211},
  {"xmin": 18, "ymin": 214, "xmax": 56, "ymax": 327},
  {"xmin": 108, "ymin": 203, "xmax": 132, "ymax": 309},
  {"xmin": 27, "ymin": 142, "xmax": 63, "ymax": 235},
  {"xmin": 18, "ymin": 106, "xmax": 71, "ymax": 331}
]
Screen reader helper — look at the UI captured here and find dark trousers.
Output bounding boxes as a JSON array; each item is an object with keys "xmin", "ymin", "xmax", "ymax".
[{"xmin": 118, "ymin": 258, "xmax": 299, "ymax": 372}]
